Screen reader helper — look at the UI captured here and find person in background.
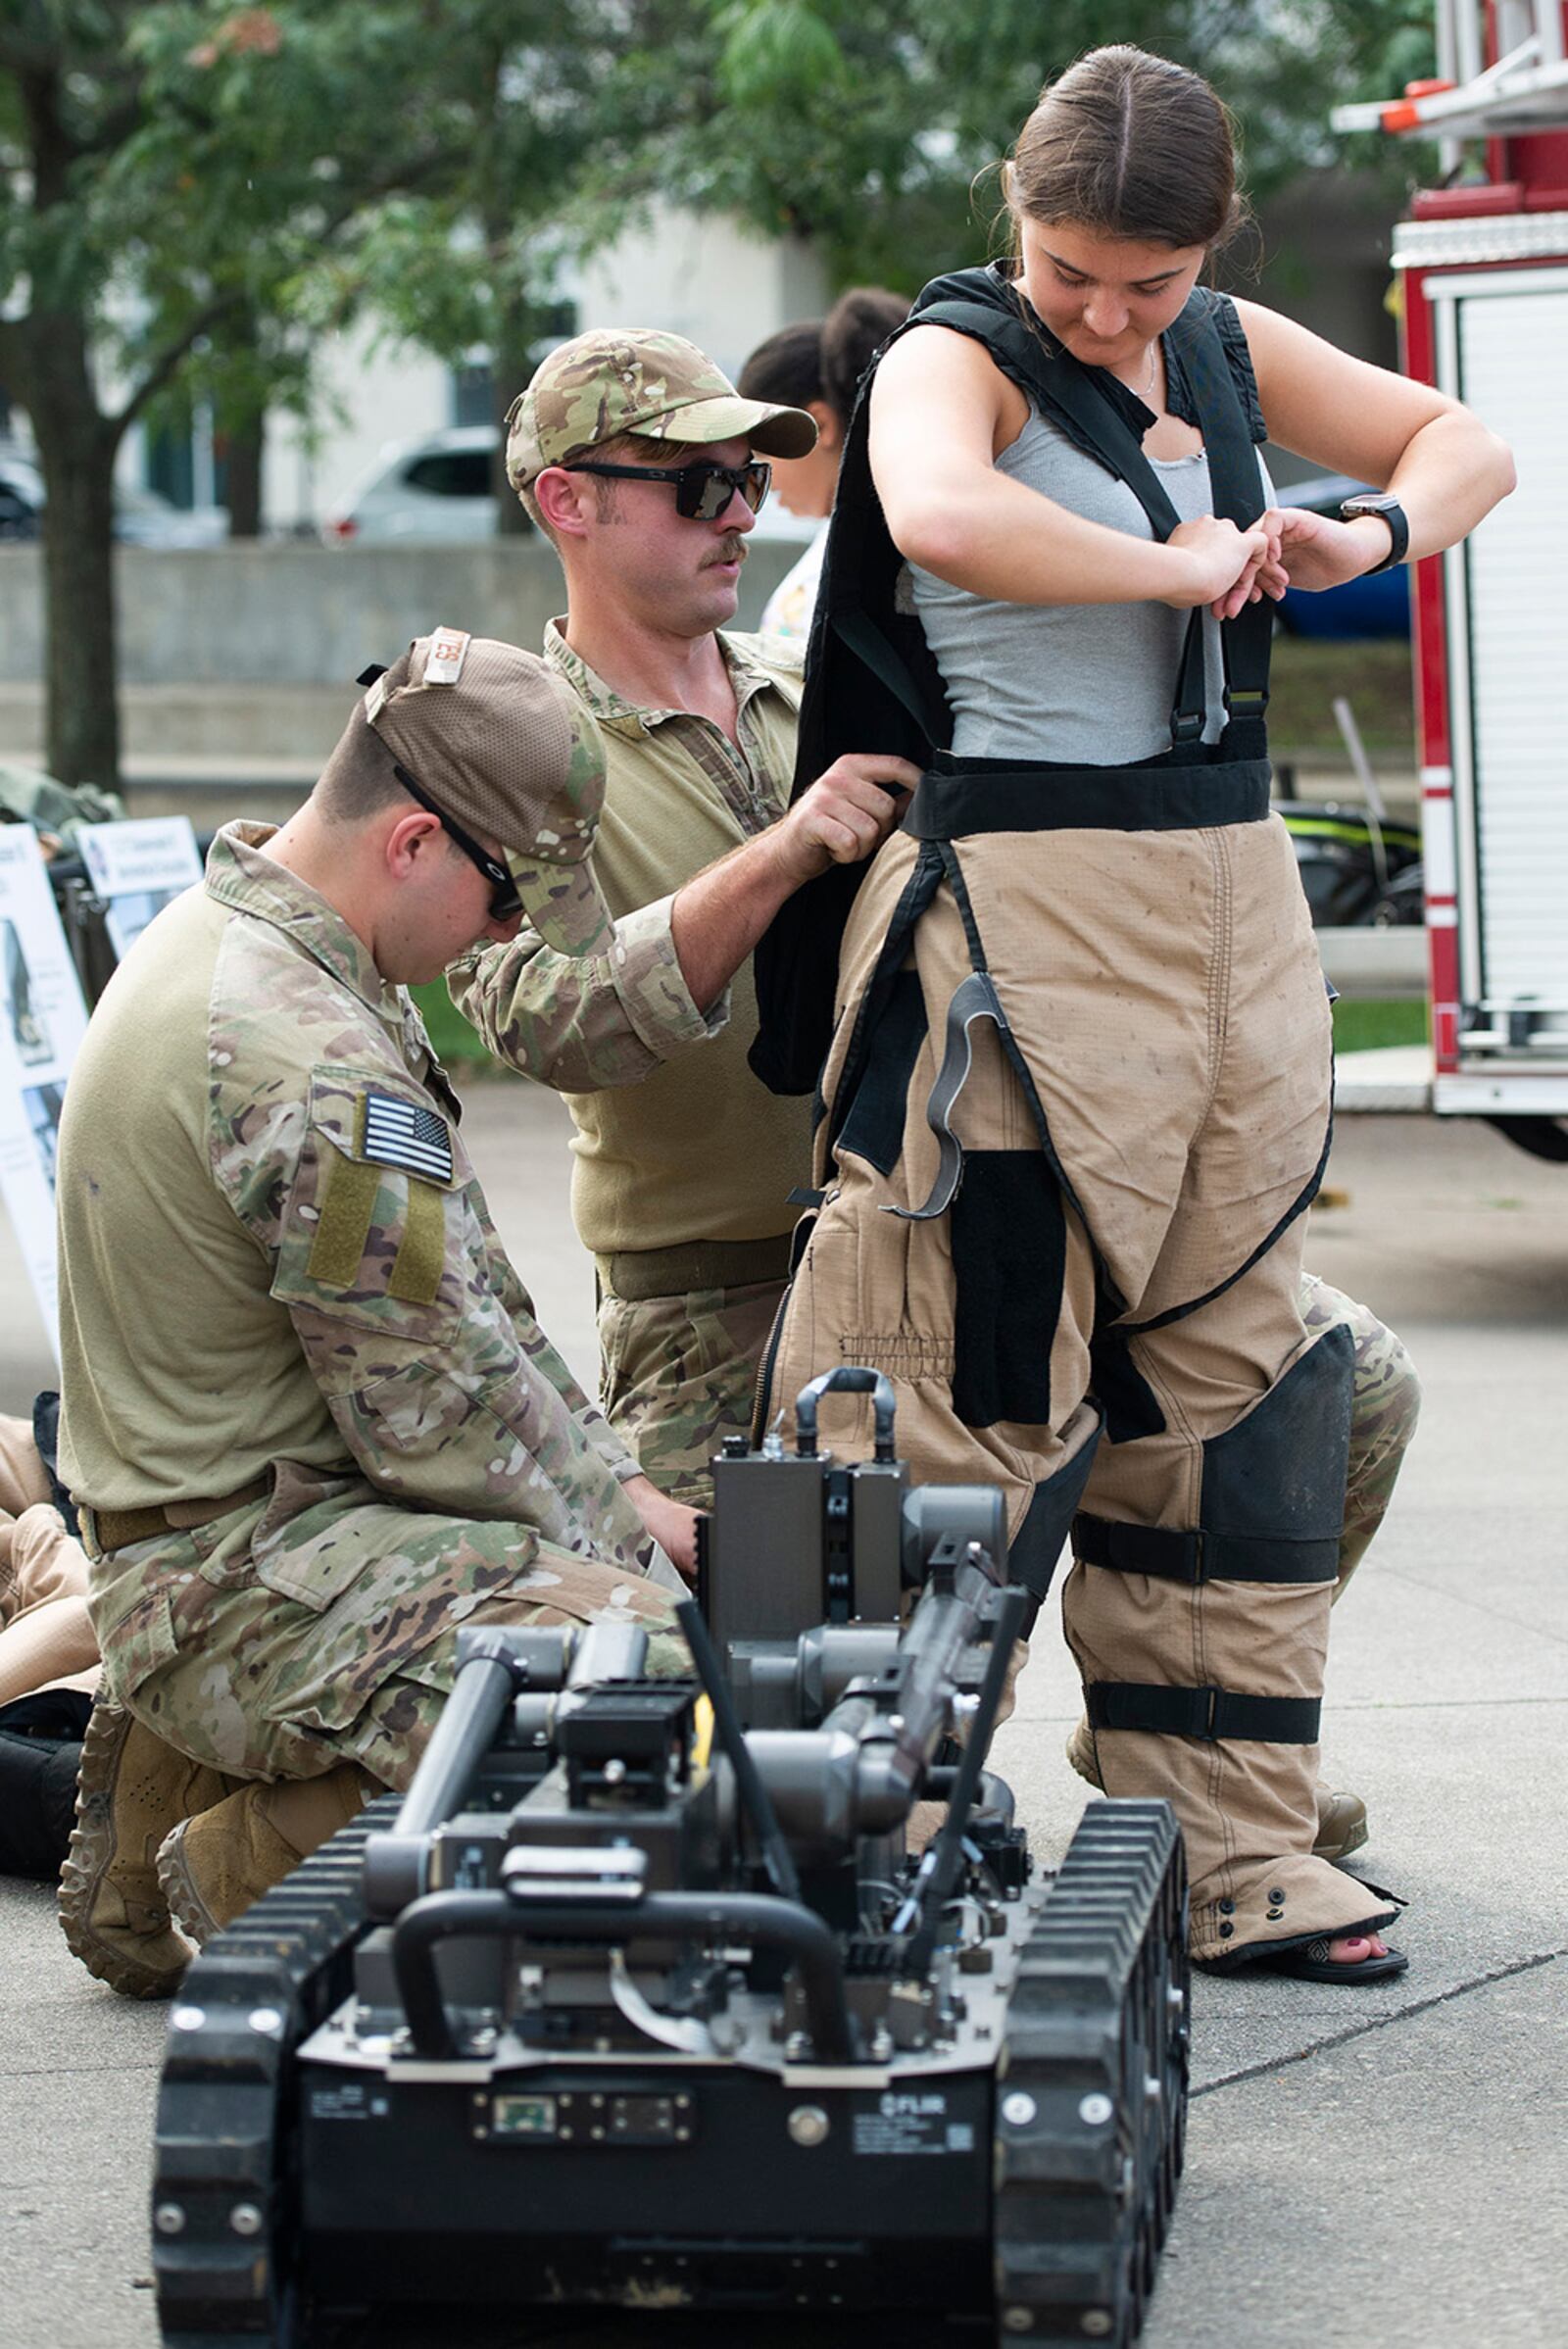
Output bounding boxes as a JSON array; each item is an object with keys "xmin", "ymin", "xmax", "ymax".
[
  {"xmin": 740, "ymin": 286, "xmax": 909, "ymax": 643},
  {"xmin": 0, "ymin": 1407, "xmax": 97, "ymax": 1879}
]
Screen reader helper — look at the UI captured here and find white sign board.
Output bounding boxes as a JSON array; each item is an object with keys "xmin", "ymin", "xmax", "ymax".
[
  {"xmin": 79, "ymin": 815, "xmax": 202, "ymax": 960},
  {"xmin": 0, "ymin": 827, "xmax": 90, "ymax": 1357}
]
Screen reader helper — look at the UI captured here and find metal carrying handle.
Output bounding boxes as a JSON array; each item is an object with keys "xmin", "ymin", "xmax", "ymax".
[{"xmin": 794, "ymin": 1365, "xmax": 897, "ymax": 1461}]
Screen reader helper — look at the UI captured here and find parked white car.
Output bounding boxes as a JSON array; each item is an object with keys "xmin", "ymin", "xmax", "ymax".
[
  {"xmin": 0, "ymin": 446, "xmax": 228, "ymax": 547},
  {"xmin": 321, "ymin": 426, "xmax": 501, "ymax": 545},
  {"xmin": 320, "ymin": 422, "xmax": 815, "ymax": 546},
  {"xmin": 113, "ymin": 481, "xmax": 229, "ymax": 549}
]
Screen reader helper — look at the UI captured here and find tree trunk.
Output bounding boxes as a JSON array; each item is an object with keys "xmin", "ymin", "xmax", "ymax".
[
  {"xmin": 491, "ymin": 311, "xmax": 535, "ymax": 539},
  {"xmin": 21, "ymin": 316, "xmax": 121, "ymax": 789},
  {"xmin": 221, "ymin": 418, "xmax": 265, "ymax": 539},
  {"xmin": 485, "ymin": 171, "xmax": 534, "ymax": 541}
]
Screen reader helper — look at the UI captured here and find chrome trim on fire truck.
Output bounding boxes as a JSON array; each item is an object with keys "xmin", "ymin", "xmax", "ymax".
[{"xmin": 1394, "ymin": 213, "xmax": 1568, "ymax": 269}]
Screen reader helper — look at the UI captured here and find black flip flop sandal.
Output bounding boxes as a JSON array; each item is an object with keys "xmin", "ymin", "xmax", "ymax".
[
  {"xmin": 1203, "ymin": 1933, "xmax": 1410, "ymax": 1984},
  {"xmin": 1197, "ymin": 1884, "xmax": 1409, "ymax": 1982}
]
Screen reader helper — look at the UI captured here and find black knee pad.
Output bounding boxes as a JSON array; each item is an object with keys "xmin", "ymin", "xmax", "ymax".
[{"xmin": 1075, "ymin": 1323, "xmax": 1354, "ymax": 1590}]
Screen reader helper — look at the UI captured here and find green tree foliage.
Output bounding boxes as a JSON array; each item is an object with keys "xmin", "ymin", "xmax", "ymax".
[
  {"xmin": 0, "ymin": 4, "xmax": 469, "ymax": 780},
  {"xmin": 0, "ymin": 0, "xmax": 1441, "ymax": 786},
  {"xmin": 0, "ymin": 1, "xmax": 652, "ymax": 778},
  {"xmin": 680, "ymin": 0, "xmax": 1439, "ymax": 288}
]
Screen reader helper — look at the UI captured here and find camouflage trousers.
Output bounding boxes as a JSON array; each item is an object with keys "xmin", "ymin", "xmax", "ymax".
[
  {"xmin": 86, "ymin": 1482, "xmax": 684, "ymax": 1795},
  {"xmin": 1300, "ymin": 1271, "xmax": 1422, "ymax": 1595},
  {"xmin": 606, "ymin": 1270, "xmax": 1418, "ymax": 1583},
  {"xmin": 599, "ymin": 1277, "xmax": 787, "ymax": 1508}
]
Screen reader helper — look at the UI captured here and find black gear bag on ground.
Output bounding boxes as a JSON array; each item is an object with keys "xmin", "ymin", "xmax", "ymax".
[{"xmin": 0, "ymin": 1690, "xmax": 90, "ymax": 1879}]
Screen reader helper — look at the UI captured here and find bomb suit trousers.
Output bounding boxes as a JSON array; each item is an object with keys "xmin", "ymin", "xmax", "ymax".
[{"xmin": 762, "ymin": 804, "xmax": 1389, "ymax": 1962}]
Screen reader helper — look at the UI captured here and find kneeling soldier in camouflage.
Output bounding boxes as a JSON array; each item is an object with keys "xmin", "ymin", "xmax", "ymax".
[{"xmin": 54, "ymin": 633, "xmax": 701, "ymax": 1996}]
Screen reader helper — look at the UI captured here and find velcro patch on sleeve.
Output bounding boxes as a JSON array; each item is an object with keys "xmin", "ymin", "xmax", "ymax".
[
  {"xmin": 387, "ymin": 1176, "xmax": 447, "ymax": 1305},
  {"xmin": 359, "ymin": 1091, "xmax": 454, "ymax": 1184},
  {"xmin": 306, "ymin": 1150, "xmax": 381, "ymax": 1290}
]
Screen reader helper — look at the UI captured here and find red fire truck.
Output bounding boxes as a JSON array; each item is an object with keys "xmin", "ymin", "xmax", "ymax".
[{"xmin": 1335, "ymin": 0, "xmax": 1568, "ymax": 1159}]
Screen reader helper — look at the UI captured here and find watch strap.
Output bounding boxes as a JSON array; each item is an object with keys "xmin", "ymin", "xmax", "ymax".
[{"xmin": 1340, "ymin": 494, "xmax": 1409, "ymax": 574}]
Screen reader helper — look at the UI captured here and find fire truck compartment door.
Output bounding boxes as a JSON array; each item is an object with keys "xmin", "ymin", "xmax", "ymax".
[{"xmin": 1432, "ymin": 263, "xmax": 1568, "ymax": 1053}]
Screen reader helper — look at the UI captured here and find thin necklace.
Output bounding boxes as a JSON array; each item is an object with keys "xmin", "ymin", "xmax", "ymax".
[{"xmin": 1132, "ymin": 340, "xmax": 1159, "ymax": 399}]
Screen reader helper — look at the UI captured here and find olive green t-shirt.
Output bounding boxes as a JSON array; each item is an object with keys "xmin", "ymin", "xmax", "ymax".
[{"xmin": 452, "ymin": 627, "xmax": 814, "ymax": 1254}]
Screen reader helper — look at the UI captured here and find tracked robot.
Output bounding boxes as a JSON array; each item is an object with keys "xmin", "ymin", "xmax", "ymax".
[{"xmin": 151, "ymin": 1368, "xmax": 1189, "ymax": 2346}]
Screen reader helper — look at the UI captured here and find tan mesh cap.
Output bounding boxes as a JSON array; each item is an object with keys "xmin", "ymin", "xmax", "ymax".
[
  {"xmin": 362, "ymin": 628, "xmax": 615, "ymax": 956},
  {"xmin": 506, "ymin": 326, "xmax": 816, "ymax": 491}
]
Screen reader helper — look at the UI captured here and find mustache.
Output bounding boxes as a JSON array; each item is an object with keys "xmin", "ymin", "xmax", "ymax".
[{"xmin": 705, "ymin": 533, "xmax": 747, "ymax": 567}]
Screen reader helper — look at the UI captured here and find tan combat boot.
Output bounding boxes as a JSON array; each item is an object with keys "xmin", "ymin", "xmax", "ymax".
[
  {"xmin": 1063, "ymin": 1713, "xmax": 1369, "ymax": 1864},
  {"xmin": 58, "ymin": 1701, "xmax": 236, "ymax": 1998},
  {"xmin": 156, "ymin": 1763, "xmax": 374, "ymax": 1949},
  {"xmin": 1312, "ymin": 1788, "xmax": 1371, "ymax": 1864}
]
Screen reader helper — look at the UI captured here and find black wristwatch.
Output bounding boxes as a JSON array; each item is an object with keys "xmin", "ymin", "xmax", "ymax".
[{"xmin": 1339, "ymin": 491, "xmax": 1409, "ymax": 574}]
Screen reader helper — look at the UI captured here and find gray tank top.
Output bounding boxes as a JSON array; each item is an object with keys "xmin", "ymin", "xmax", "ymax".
[{"xmin": 907, "ymin": 408, "xmax": 1274, "ymax": 764}]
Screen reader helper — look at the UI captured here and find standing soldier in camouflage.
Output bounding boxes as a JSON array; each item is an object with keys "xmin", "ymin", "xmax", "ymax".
[
  {"xmin": 450, "ymin": 329, "xmax": 920, "ymax": 1504},
  {"xmin": 53, "ymin": 632, "xmax": 725, "ymax": 1998}
]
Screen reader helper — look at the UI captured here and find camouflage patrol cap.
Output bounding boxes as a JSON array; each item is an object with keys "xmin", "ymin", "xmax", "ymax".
[
  {"xmin": 505, "ymin": 326, "xmax": 816, "ymax": 492},
  {"xmin": 362, "ymin": 628, "xmax": 615, "ymax": 957}
]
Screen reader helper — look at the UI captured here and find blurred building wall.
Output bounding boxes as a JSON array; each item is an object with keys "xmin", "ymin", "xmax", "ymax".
[
  {"xmin": 247, "ymin": 210, "xmax": 829, "ymax": 535},
  {"xmin": 1219, "ymin": 168, "xmax": 1405, "ymax": 489},
  {"xmin": 259, "ymin": 326, "xmax": 458, "ymax": 536}
]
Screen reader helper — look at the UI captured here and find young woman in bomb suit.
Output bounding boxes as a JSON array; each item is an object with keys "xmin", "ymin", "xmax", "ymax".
[{"xmin": 754, "ymin": 45, "xmax": 1512, "ymax": 1980}]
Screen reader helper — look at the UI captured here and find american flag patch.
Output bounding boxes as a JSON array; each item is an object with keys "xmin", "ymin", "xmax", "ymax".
[{"xmin": 360, "ymin": 1093, "xmax": 454, "ymax": 1183}]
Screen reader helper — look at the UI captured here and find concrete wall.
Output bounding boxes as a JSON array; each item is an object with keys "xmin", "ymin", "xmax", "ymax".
[{"xmin": 0, "ymin": 538, "xmax": 806, "ymax": 775}]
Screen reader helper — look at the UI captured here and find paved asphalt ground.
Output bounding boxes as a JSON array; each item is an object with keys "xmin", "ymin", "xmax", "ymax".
[{"xmin": 2, "ymin": 1098, "xmax": 1564, "ymax": 2349}]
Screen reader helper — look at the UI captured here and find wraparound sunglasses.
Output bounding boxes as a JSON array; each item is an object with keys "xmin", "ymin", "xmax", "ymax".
[
  {"xmin": 392, "ymin": 762, "xmax": 522, "ymax": 923},
  {"xmin": 564, "ymin": 458, "xmax": 772, "ymax": 521}
]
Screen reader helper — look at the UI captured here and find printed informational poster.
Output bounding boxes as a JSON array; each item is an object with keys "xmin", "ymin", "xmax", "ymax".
[
  {"xmin": 79, "ymin": 815, "xmax": 202, "ymax": 959},
  {"xmin": 0, "ymin": 826, "xmax": 90, "ymax": 1357}
]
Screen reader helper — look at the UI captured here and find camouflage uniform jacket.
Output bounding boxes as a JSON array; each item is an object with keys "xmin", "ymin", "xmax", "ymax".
[
  {"xmin": 57, "ymin": 824, "xmax": 644, "ymax": 1564},
  {"xmin": 450, "ymin": 626, "xmax": 812, "ymax": 1254}
]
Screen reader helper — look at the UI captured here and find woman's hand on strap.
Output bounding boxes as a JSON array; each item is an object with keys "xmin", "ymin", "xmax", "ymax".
[
  {"xmin": 1162, "ymin": 514, "xmax": 1288, "ymax": 618},
  {"xmin": 870, "ymin": 324, "xmax": 1277, "ymax": 612}
]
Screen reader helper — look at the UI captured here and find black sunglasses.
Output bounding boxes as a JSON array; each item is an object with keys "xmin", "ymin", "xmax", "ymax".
[
  {"xmin": 392, "ymin": 762, "xmax": 522, "ymax": 923},
  {"xmin": 564, "ymin": 458, "xmax": 771, "ymax": 521}
]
